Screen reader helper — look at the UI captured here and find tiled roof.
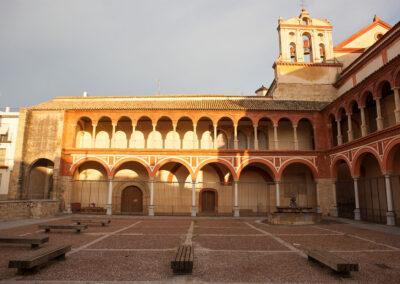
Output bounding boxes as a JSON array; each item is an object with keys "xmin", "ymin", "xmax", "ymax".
[{"xmin": 30, "ymin": 95, "xmax": 329, "ymax": 112}]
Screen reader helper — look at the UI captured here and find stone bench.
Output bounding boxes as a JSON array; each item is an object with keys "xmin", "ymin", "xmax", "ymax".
[
  {"xmin": 171, "ymin": 245, "xmax": 194, "ymax": 274},
  {"xmin": 72, "ymin": 219, "xmax": 111, "ymax": 226},
  {"xmin": 39, "ymin": 224, "xmax": 87, "ymax": 233},
  {"xmin": 306, "ymin": 248, "xmax": 359, "ymax": 277},
  {"xmin": 9, "ymin": 244, "xmax": 71, "ymax": 274},
  {"xmin": 0, "ymin": 235, "xmax": 49, "ymax": 249}
]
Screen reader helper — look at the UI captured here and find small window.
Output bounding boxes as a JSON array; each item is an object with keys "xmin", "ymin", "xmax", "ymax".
[
  {"xmin": 289, "ymin": 42, "xmax": 297, "ymax": 62},
  {"xmin": 375, "ymin": 33, "xmax": 383, "ymax": 40},
  {"xmin": 303, "ymin": 33, "xmax": 312, "ymax": 62},
  {"xmin": 0, "ymin": 134, "xmax": 9, "ymax": 143},
  {"xmin": 0, "ymin": 148, "xmax": 6, "ymax": 164},
  {"xmin": 302, "ymin": 17, "xmax": 309, "ymax": 25},
  {"xmin": 319, "ymin": 43, "xmax": 326, "ymax": 62}
]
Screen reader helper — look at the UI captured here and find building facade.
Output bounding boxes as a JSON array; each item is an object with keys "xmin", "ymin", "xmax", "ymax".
[
  {"xmin": 0, "ymin": 107, "xmax": 19, "ymax": 200},
  {"xmin": 7, "ymin": 10, "xmax": 400, "ymax": 225}
]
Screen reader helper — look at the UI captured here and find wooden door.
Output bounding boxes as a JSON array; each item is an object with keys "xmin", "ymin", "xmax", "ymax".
[
  {"xmin": 201, "ymin": 190, "xmax": 216, "ymax": 212},
  {"xmin": 121, "ymin": 186, "xmax": 143, "ymax": 213}
]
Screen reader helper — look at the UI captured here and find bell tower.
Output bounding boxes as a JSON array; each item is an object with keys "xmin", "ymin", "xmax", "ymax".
[{"xmin": 277, "ymin": 8, "xmax": 334, "ymax": 64}]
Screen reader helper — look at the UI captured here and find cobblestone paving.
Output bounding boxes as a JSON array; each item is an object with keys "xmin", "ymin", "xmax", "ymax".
[{"xmin": 0, "ymin": 216, "xmax": 399, "ymax": 283}]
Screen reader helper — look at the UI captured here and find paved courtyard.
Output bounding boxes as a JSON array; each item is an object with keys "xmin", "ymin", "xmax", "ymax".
[{"xmin": 0, "ymin": 216, "xmax": 400, "ymax": 283}]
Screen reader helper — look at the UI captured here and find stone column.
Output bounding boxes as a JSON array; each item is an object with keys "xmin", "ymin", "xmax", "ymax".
[
  {"xmin": 331, "ymin": 179, "xmax": 338, "ymax": 217},
  {"xmin": 91, "ymin": 124, "xmax": 97, "ymax": 148},
  {"xmin": 353, "ymin": 178, "xmax": 361, "ymax": 220},
  {"xmin": 393, "ymin": 87, "xmax": 400, "ymax": 123},
  {"xmin": 213, "ymin": 125, "xmax": 218, "ymax": 149},
  {"xmin": 253, "ymin": 125, "xmax": 258, "ymax": 150},
  {"xmin": 347, "ymin": 113, "xmax": 354, "ymax": 142},
  {"xmin": 275, "ymin": 181, "xmax": 281, "ymax": 207},
  {"xmin": 129, "ymin": 123, "xmax": 136, "ymax": 148},
  {"xmin": 360, "ymin": 106, "xmax": 368, "ymax": 137},
  {"xmin": 293, "ymin": 124, "xmax": 299, "ymax": 150},
  {"xmin": 191, "ymin": 180, "xmax": 197, "ymax": 217},
  {"xmin": 148, "ymin": 178, "xmax": 155, "ymax": 216},
  {"xmin": 193, "ymin": 123, "xmax": 198, "ymax": 149},
  {"xmin": 384, "ymin": 174, "xmax": 396, "ymax": 226},
  {"xmin": 336, "ymin": 119, "xmax": 343, "ymax": 145},
  {"xmin": 111, "ymin": 123, "xmax": 116, "ymax": 148},
  {"xmin": 273, "ymin": 123, "xmax": 279, "ymax": 150},
  {"xmin": 375, "ymin": 97, "xmax": 384, "ymax": 130},
  {"xmin": 172, "ymin": 124, "xmax": 179, "ymax": 149},
  {"xmin": 106, "ymin": 178, "xmax": 113, "ymax": 215},
  {"xmin": 233, "ymin": 180, "xmax": 239, "ymax": 217},
  {"xmin": 233, "ymin": 124, "xmax": 238, "ymax": 149}
]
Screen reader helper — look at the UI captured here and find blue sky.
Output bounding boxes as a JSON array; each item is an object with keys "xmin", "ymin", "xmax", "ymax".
[{"xmin": 0, "ymin": 0, "xmax": 399, "ymax": 108}]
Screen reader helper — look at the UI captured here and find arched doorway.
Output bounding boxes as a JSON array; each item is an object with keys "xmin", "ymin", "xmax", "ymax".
[
  {"xmin": 121, "ymin": 186, "xmax": 143, "ymax": 214},
  {"xmin": 335, "ymin": 160, "xmax": 355, "ymax": 219},
  {"xmin": 200, "ymin": 189, "xmax": 217, "ymax": 213},
  {"xmin": 27, "ymin": 158, "xmax": 54, "ymax": 199}
]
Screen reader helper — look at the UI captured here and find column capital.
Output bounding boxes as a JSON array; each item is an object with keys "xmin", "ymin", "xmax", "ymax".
[
  {"xmin": 392, "ymin": 86, "xmax": 400, "ymax": 91},
  {"xmin": 353, "ymin": 176, "xmax": 360, "ymax": 181}
]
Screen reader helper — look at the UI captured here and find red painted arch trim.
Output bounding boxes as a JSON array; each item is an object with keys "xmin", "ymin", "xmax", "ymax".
[
  {"xmin": 194, "ymin": 158, "xmax": 238, "ymax": 181},
  {"xmin": 151, "ymin": 158, "xmax": 194, "ymax": 180},
  {"xmin": 330, "ymin": 155, "xmax": 352, "ymax": 179},
  {"xmin": 277, "ymin": 158, "xmax": 318, "ymax": 180},
  {"xmin": 110, "ymin": 157, "xmax": 151, "ymax": 178},
  {"xmin": 70, "ymin": 157, "xmax": 111, "ymax": 177},
  {"xmin": 351, "ymin": 147, "xmax": 383, "ymax": 177},
  {"xmin": 237, "ymin": 158, "xmax": 278, "ymax": 181},
  {"xmin": 382, "ymin": 137, "xmax": 400, "ymax": 173}
]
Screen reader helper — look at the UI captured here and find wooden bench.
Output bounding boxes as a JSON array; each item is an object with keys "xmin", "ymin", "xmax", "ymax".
[
  {"xmin": 0, "ymin": 235, "xmax": 49, "ymax": 249},
  {"xmin": 306, "ymin": 248, "xmax": 359, "ymax": 276},
  {"xmin": 72, "ymin": 219, "xmax": 111, "ymax": 226},
  {"xmin": 9, "ymin": 244, "xmax": 71, "ymax": 274},
  {"xmin": 171, "ymin": 245, "xmax": 194, "ymax": 274},
  {"xmin": 38, "ymin": 224, "xmax": 87, "ymax": 233}
]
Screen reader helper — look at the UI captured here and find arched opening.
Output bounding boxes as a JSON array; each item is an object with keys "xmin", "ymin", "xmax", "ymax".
[
  {"xmin": 350, "ymin": 101, "xmax": 362, "ymax": 139},
  {"xmin": 330, "ymin": 114, "xmax": 338, "ymax": 147},
  {"xmin": 200, "ymin": 188, "xmax": 217, "ymax": 214},
  {"xmin": 319, "ymin": 43, "xmax": 326, "ymax": 62},
  {"xmin": 386, "ymin": 143, "xmax": 400, "ymax": 225},
  {"xmin": 75, "ymin": 117, "xmax": 92, "ymax": 148},
  {"xmin": 177, "ymin": 117, "xmax": 195, "ymax": 149},
  {"xmin": 154, "ymin": 161, "xmax": 192, "ymax": 215},
  {"xmin": 364, "ymin": 92, "xmax": 378, "ymax": 134},
  {"xmin": 27, "ymin": 159, "xmax": 54, "ymax": 199},
  {"xmin": 112, "ymin": 160, "xmax": 150, "ymax": 214},
  {"xmin": 277, "ymin": 118, "xmax": 294, "ymax": 150},
  {"xmin": 237, "ymin": 117, "xmax": 253, "ymax": 150},
  {"xmin": 357, "ymin": 153, "xmax": 386, "ymax": 224},
  {"xmin": 197, "ymin": 117, "xmax": 213, "ymax": 149},
  {"xmin": 257, "ymin": 118, "xmax": 272, "ymax": 150},
  {"xmin": 238, "ymin": 163, "xmax": 275, "ymax": 216},
  {"xmin": 157, "ymin": 116, "xmax": 176, "ymax": 149},
  {"xmin": 338, "ymin": 108, "xmax": 348, "ymax": 144},
  {"xmin": 121, "ymin": 186, "xmax": 143, "ymax": 214},
  {"xmin": 134, "ymin": 116, "xmax": 152, "ymax": 149},
  {"xmin": 302, "ymin": 33, "xmax": 312, "ymax": 63},
  {"xmin": 95, "ymin": 116, "xmax": 112, "ymax": 148},
  {"xmin": 280, "ymin": 163, "xmax": 317, "ymax": 209},
  {"xmin": 71, "ymin": 161, "xmax": 108, "ymax": 213},
  {"xmin": 297, "ymin": 118, "xmax": 314, "ymax": 150},
  {"xmin": 379, "ymin": 81, "xmax": 396, "ymax": 128},
  {"xmin": 197, "ymin": 161, "xmax": 236, "ymax": 215},
  {"xmin": 334, "ymin": 160, "xmax": 355, "ymax": 219},
  {"xmin": 115, "ymin": 116, "xmax": 131, "ymax": 148},
  {"xmin": 289, "ymin": 42, "xmax": 297, "ymax": 63},
  {"xmin": 217, "ymin": 117, "xmax": 234, "ymax": 149}
]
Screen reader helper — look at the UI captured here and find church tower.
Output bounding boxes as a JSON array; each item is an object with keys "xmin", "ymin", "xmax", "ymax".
[
  {"xmin": 267, "ymin": 9, "xmax": 342, "ymax": 102},
  {"xmin": 278, "ymin": 9, "xmax": 334, "ymax": 64}
]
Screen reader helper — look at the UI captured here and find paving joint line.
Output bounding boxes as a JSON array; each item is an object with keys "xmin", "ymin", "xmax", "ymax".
[{"xmin": 68, "ymin": 221, "xmax": 142, "ymax": 255}]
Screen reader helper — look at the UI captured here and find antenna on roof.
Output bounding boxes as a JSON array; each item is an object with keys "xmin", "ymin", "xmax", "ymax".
[
  {"xmin": 300, "ymin": 0, "xmax": 307, "ymax": 10},
  {"xmin": 156, "ymin": 79, "xmax": 161, "ymax": 95}
]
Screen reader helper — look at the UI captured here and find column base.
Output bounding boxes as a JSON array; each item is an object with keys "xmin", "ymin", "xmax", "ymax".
[
  {"xmin": 330, "ymin": 207, "xmax": 338, "ymax": 217},
  {"xmin": 386, "ymin": 211, "xmax": 396, "ymax": 226},
  {"xmin": 191, "ymin": 206, "xmax": 197, "ymax": 217},
  {"xmin": 148, "ymin": 205, "xmax": 155, "ymax": 216},
  {"xmin": 354, "ymin": 208, "xmax": 361, "ymax": 221},
  {"xmin": 233, "ymin": 206, "xmax": 240, "ymax": 217},
  {"xmin": 106, "ymin": 204, "xmax": 112, "ymax": 216}
]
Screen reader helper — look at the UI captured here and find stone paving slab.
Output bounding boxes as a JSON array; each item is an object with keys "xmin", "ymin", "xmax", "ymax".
[
  {"xmin": 87, "ymin": 235, "xmax": 183, "ymax": 250},
  {"xmin": 122, "ymin": 226, "xmax": 188, "ymax": 235},
  {"xmin": 193, "ymin": 235, "xmax": 290, "ymax": 251},
  {"xmin": 194, "ymin": 226, "xmax": 262, "ymax": 235}
]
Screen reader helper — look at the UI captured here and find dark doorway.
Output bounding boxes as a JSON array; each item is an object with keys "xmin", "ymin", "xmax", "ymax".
[
  {"xmin": 121, "ymin": 186, "xmax": 143, "ymax": 213},
  {"xmin": 201, "ymin": 189, "xmax": 217, "ymax": 213}
]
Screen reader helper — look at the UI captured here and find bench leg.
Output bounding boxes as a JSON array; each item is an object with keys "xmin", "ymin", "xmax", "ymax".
[
  {"xmin": 45, "ymin": 228, "xmax": 50, "ymax": 233},
  {"xmin": 76, "ymin": 229, "xmax": 81, "ymax": 233},
  {"xmin": 56, "ymin": 253, "xmax": 66, "ymax": 261}
]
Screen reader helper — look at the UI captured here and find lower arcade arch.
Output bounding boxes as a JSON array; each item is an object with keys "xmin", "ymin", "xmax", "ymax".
[
  {"xmin": 334, "ymin": 160, "xmax": 355, "ymax": 219},
  {"xmin": 27, "ymin": 158, "xmax": 54, "ymax": 199},
  {"xmin": 279, "ymin": 163, "xmax": 317, "ymax": 208}
]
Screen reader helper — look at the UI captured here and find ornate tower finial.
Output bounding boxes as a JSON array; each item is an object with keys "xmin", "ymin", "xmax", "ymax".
[{"xmin": 300, "ymin": 0, "xmax": 307, "ymax": 11}]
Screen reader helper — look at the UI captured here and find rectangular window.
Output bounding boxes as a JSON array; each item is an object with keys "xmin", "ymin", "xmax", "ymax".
[{"xmin": 0, "ymin": 134, "xmax": 9, "ymax": 143}]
